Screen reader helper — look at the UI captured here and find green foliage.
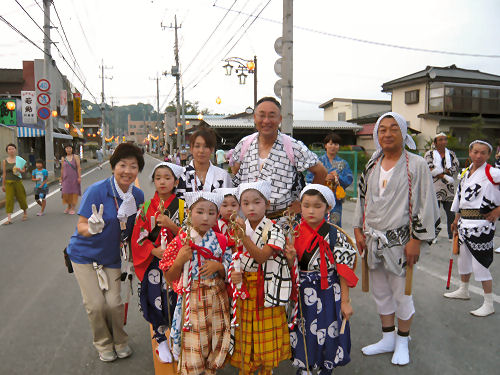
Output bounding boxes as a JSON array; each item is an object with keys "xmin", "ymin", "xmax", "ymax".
[
  {"xmin": 465, "ymin": 116, "xmax": 488, "ymax": 145},
  {"xmin": 165, "ymin": 100, "xmax": 210, "ymax": 115}
]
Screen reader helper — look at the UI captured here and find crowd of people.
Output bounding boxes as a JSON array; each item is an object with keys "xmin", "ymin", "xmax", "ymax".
[{"xmin": 21, "ymin": 95, "xmax": 497, "ymax": 373}]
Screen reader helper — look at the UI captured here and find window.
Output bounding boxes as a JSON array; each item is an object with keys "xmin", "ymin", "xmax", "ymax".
[
  {"xmin": 405, "ymin": 89, "xmax": 419, "ymax": 104},
  {"xmin": 130, "ymin": 131, "xmax": 135, "ymax": 135},
  {"xmin": 338, "ymin": 112, "xmax": 346, "ymax": 121}
]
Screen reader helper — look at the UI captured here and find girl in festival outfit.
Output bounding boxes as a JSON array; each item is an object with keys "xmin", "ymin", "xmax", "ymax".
[
  {"xmin": 159, "ymin": 192, "xmax": 232, "ymax": 375},
  {"xmin": 444, "ymin": 140, "xmax": 500, "ymax": 317},
  {"xmin": 230, "ymin": 180, "xmax": 291, "ymax": 375},
  {"xmin": 285, "ymin": 184, "xmax": 358, "ymax": 374},
  {"xmin": 131, "ymin": 162, "xmax": 185, "ymax": 363},
  {"xmin": 214, "ymin": 187, "xmax": 239, "ymax": 244}
]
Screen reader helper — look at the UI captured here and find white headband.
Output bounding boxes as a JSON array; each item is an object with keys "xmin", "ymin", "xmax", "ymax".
[
  {"xmin": 372, "ymin": 112, "xmax": 416, "ymax": 159},
  {"xmin": 184, "ymin": 192, "xmax": 224, "ymax": 209},
  {"xmin": 469, "ymin": 140, "xmax": 492, "ymax": 152},
  {"xmin": 150, "ymin": 162, "xmax": 184, "ymax": 180},
  {"xmin": 434, "ymin": 132, "xmax": 447, "ymax": 140},
  {"xmin": 300, "ymin": 184, "xmax": 336, "ymax": 209},
  {"xmin": 237, "ymin": 180, "xmax": 272, "ymax": 201},
  {"xmin": 213, "ymin": 187, "xmax": 238, "ymax": 198}
]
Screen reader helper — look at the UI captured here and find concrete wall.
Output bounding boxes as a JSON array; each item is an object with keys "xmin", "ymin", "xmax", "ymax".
[{"xmin": 0, "ymin": 125, "xmax": 16, "ymax": 161}]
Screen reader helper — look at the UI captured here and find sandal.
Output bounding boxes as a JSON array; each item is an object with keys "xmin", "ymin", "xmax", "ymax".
[
  {"xmin": 22, "ymin": 215, "xmax": 28, "ymax": 221},
  {"xmin": 69, "ymin": 210, "xmax": 75, "ymax": 215},
  {"xmin": 64, "ymin": 208, "xmax": 70, "ymax": 214},
  {"xmin": 4, "ymin": 221, "xmax": 12, "ymax": 225}
]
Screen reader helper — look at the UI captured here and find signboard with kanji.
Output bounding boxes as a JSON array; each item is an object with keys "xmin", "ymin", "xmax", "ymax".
[
  {"xmin": 73, "ymin": 92, "xmax": 82, "ymax": 125},
  {"xmin": 21, "ymin": 91, "xmax": 36, "ymax": 124},
  {"xmin": 0, "ymin": 99, "xmax": 17, "ymax": 125}
]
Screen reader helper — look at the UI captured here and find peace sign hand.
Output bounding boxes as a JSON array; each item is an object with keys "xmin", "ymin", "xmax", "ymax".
[{"xmin": 88, "ymin": 204, "xmax": 105, "ymax": 235}]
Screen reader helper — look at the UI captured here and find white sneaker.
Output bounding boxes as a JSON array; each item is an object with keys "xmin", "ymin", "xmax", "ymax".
[
  {"xmin": 99, "ymin": 350, "xmax": 117, "ymax": 362},
  {"xmin": 470, "ymin": 294, "xmax": 495, "ymax": 317},
  {"xmin": 362, "ymin": 330, "xmax": 396, "ymax": 355},
  {"xmin": 156, "ymin": 340, "xmax": 172, "ymax": 363},
  {"xmin": 115, "ymin": 345, "xmax": 133, "ymax": 359}
]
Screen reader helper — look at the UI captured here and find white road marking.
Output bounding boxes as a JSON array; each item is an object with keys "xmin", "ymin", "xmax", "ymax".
[
  {"xmin": 416, "ymin": 264, "xmax": 500, "ymax": 304},
  {"xmin": 0, "ymin": 161, "xmax": 109, "ymax": 225}
]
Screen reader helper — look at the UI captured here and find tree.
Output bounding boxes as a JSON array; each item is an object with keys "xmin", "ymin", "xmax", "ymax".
[
  {"xmin": 466, "ymin": 116, "xmax": 488, "ymax": 145},
  {"xmin": 165, "ymin": 100, "xmax": 211, "ymax": 115}
]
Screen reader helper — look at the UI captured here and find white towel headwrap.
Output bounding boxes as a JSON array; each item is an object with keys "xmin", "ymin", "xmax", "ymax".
[
  {"xmin": 300, "ymin": 184, "xmax": 336, "ymax": 209},
  {"xmin": 184, "ymin": 191, "xmax": 224, "ymax": 209},
  {"xmin": 372, "ymin": 112, "xmax": 416, "ymax": 160}
]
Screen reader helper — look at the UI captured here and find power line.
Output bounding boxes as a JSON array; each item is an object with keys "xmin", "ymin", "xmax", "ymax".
[
  {"xmin": 214, "ymin": 4, "xmax": 500, "ymax": 59},
  {"xmin": 182, "ymin": 0, "xmax": 239, "ymax": 75},
  {"xmin": 185, "ymin": 0, "xmax": 271, "ymax": 92}
]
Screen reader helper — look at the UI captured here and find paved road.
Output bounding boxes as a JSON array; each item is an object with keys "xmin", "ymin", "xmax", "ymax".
[{"xmin": 0, "ymin": 154, "xmax": 498, "ymax": 375}]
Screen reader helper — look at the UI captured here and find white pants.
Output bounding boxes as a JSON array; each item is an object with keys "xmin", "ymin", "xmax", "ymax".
[
  {"xmin": 457, "ymin": 244, "xmax": 492, "ymax": 281},
  {"xmin": 370, "ymin": 264, "xmax": 415, "ymax": 321}
]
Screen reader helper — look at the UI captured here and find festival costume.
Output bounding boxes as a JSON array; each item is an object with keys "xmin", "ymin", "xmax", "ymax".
[
  {"xmin": 306, "ymin": 154, "xmax": 353, "ymax": 226},
  {"xmin": 424, "ymin": 146, "xmax": 460, "ymax": 238},
  {"xmin": 354, "ymin": 112, "xmax": 440, "ymax": 365},
  {"xmin": 229, "ymin": 216, "xmax": 291, "ymax": 374},
  {"xmin": 159, "ymin": 228, "xmax": 232, "ymax": 375},
  {"xmin": 444, "ymin": 162, "xmax": 499, "ymax": 316},
  {"xmin": 177, "ymin": 160, "xmax": 233, "ymax": 200},
  {"xmin": 290, "ymin": 219, "xmax": 357, "ymax": 373},
  {"xmin": 131, "ymin": 192, "xmax": 184, "ymax": 345}
]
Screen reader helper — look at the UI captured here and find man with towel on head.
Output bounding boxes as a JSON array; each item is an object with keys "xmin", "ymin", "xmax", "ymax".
[
  {"xmin": 353, "ymin": 112, "xmax": 440, "ymax": 366},
  {"xmin": 424, "ymin": 133, "xmax": 460, "ymax": 242}
]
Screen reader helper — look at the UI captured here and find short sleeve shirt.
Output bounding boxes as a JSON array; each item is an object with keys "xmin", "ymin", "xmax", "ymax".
[
  {"xmin": 32, "ymin": 169, "xmax": 48, "ymax": 188},
  {"xmin": 232, "ymin": 132, "xmax": 319, "ymax": 212},
  {"xmin": 67, "ymin": 178, "xmax": 144, "ymax": 268}
]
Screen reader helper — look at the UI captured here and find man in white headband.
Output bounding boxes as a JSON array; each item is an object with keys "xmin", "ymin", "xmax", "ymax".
[
  {"xmin": 353, "ymin": 112, "xmax": 440, "ymax": 366},
  {"xmin": 424, "ymin": 133, "xmax": 460, "ymax": 242}
]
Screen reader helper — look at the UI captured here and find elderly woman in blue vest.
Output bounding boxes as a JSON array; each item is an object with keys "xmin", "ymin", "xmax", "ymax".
[
  {"xmin": 67, "ymin": 143, "xmax": 145, "ymax": 362},
  {"xmin": 306, "ymin": 132, "xmax": 353, "ymax": 226}
]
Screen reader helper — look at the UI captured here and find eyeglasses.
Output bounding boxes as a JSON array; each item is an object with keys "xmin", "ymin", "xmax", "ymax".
[{"xmin": 255, "ymin": 113, "xmax": 280, "ymax": 121}]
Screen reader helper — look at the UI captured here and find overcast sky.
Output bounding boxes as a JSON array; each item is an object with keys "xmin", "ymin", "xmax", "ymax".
[{"xmin": 2, "ymin": 0, "xmax": 500, "ymax": 119}]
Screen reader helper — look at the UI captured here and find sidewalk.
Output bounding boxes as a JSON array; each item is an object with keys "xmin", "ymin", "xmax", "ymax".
[{"xmin": 0, "ymin": 159, "xmax": 101, "ymax": 210}]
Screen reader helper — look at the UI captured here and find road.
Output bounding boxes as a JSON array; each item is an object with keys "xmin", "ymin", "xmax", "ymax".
[{"xmin": 0, "ymin": 154, "xmax": 498, "ymax": 375}]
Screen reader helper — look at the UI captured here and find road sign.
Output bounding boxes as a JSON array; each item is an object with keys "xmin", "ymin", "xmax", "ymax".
[
  {"xmin": 37, "ymin": 79, "xmax": 51, "ymax": 92},
  {"xmin": 37, "ymin": 93, "xmax": 51, "ymax": 106},
  {"xmin": 37, "ymin": 107, "xmax": 50, "ymax": 120}
]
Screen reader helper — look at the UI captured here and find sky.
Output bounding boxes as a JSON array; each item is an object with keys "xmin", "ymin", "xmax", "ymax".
[{"xmin": 2, "ymin": 0, "xmax": 500, "ymax": 120}]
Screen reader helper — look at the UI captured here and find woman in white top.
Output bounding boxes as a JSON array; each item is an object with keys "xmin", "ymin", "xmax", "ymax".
[{"xmin": 177, "ymin": 127, "xmax": 233, "ymax": 199}]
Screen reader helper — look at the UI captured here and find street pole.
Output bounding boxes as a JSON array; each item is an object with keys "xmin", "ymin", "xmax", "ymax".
[
  {"xmin": 253, "ymin": 55, "xmax": 258, "ymax": 108},
  {"xmin": 281, "ymin": 0, "xmax": 293, "ymax": 136},
  {"xmin": 174, "ymin": 15, "xmax": 181, "ymax": 150},
  {"xmin": 43, "ymin": 0, "xmax": 54, "ymax": 175},
  {"xmin": 100, "ymin": 61, "xmax": 105, "ymax": 151},
  {"xmin": 156, "ymin": 75, "xmax": 161, "ymax": 154},
  {"xmin": 181, "ymin": 86, "xmax": 186, "ymax": 147}
]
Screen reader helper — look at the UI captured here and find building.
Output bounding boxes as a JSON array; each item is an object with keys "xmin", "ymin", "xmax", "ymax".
[
  {"xmin": 382, "ymin": 64, "xmax": 500, "ymax": 148},
  {"xmin": 319, "ymin": 98, "xmax": 391, "ymax": 122}
]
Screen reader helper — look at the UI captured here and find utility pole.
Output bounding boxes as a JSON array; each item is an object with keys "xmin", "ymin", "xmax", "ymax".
[
  {"xmin": 281, "ymin": 0, "xmax": 293, "ymax": 136},
  {"xmin": 43, "ymin": 0, "xmax": 54, "ymax": 175},
  {"xmin": 181, "ymin": 86, "xmax": 186, "ymax": 147},
  {"xmin": 100, "ymin": 60, "xmax": 112, "ymax": 151},
  {"xmin": 163, "ymin": 15, "xmax": 182, "ymax": 150},
  {"xmin": 150, "ymin": 75, "xmax": 162, "ymax": 154}
]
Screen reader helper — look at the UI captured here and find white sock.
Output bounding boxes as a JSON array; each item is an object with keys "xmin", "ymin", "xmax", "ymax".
[
  {"xmin": 362, "ymin": 330, "xmax": 396, "ymax": 355},
  {"xmin": 391, "ymin": 334, "xmax": 410, "ymax": 365},
  {"xmin": 157, "ymin": 340, "xmax": 172, "ymax": 363}
]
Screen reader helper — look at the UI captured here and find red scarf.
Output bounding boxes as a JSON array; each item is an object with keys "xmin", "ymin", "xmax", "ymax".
[{"xmin": 295, "ymin": 219, "xmax": 335, "ymax": 290}]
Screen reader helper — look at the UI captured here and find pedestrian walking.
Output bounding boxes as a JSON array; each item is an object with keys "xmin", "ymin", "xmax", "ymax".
[
  {"xmin": 60, "ymin": 144, "xmax": 81, "ymax": 215},
  {"xmin": 159, "ymin": 191, "xmax": 232, "ymax": 375},
  {"xmin": 2, "ymin": 143, "xmax": 28, "ymax": 224},
  {"xmin": 131, "ymin": 162, "xmax": 185, "ymax": 363},
  {"xmin": 353, "ymin": 112, "xmax": 439, "ymax": 366},
  {"xmin": 306, "ymin": 132, "xmax": 353, "ymax": 226},
  {"xmin": 424, "ymin": 133, "xmax": 460, "ymax": 242},
  {"xmin": 177, "ymin": 127, "xmax": 233, "ymax": 200},
  {"xmin": 444, "ymin": 140, "xmax": 499, "ymax": 317},
  {"xmin": 66, "ymin": 143, "xmax": 145, "ymax": 362},
  {"xmin": 229, "ymin": 180, "xmax": 291, "ymax": 375},
  {"xmin": 32, "ymin": 159, "xmax": 49, "ymax": 216},
  {"xmin": 285, "ymin": 184, "xmax": 358, "ymax": 373},
  {"xmin": 231, "ymin": 97, "xmax": 327, "ymax": 221}
]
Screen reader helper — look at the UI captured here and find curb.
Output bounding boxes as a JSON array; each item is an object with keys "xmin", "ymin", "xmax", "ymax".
[{"xmin": 0, "ymin": 161, "xmax": 99, "ymax": 209}]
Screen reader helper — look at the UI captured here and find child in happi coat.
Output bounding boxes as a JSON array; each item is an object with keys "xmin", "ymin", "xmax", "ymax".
[
  {"xmin": 285, "ymin": 184, "xmax": 358, "ymax": 374},
  {"xmin": 159, "ymin": 192, "xmax": 232, "ymax": 375},
  {"xmin": 230, "ymin": 180, "xmax": 291, "ymax": 375},
  {"xmin": 214, "ymin": 187, "xmax": 239, "ymax": 246},
  {"xmin": 131, "ymin": 162, "xmax": 185, "ymax": 362}
]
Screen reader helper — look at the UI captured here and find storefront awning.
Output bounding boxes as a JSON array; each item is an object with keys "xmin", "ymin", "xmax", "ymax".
[
  {"xmin": 53, "ymin": 132, "xmax": 73, "ymax": 140},
  {"xmin": 17, "ymin": 126, "xmax": 45, "ymax": 137}
]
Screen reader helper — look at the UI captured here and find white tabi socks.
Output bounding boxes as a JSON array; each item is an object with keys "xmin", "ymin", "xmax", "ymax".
[
  {"xmin": 470, "ymin": 293, "xmax": 495, "ymax": 317},
  {"xmin": 391, "ymin": 334, "xmax": 410, "ymax": 366},
  {"xmin": 443, "ymin": 281, "xmax": 470, "ymax": 300},
  {"xmin": 361, "ymin": 330, "xmax": 396, "ymax": 356}
]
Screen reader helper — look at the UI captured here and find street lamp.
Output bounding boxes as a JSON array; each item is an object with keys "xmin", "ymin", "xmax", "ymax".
[{"xmin": 222, "ymin": 56, "xmax": 258, "ymax": 107}]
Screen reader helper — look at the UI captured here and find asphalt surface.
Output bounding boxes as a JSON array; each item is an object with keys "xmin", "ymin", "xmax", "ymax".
[{"xmin": 0, "ymin": 153, "xmax": 498, "ymax": 375}]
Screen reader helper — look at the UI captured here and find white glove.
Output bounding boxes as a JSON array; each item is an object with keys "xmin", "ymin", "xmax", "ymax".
[{"xmin": 88, "ymin": 203, "xmax": 105, "ymax": 235}]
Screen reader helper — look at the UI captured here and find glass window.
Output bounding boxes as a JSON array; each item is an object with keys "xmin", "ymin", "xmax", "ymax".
[
  {"xmin": 405, "ymin": 89, "xmax": 419, "ymax": 104},
  {"xmin": 429, "ymin": 97, "xmax": 443, "ymax": 112},
  {"xmin": 430, "ymin": 87, "xmax": 444, "ymax": 98},
  {"xmin": 472, "ymin": 89, "xmax": 480, "ymax": 97},
  {"xmin": 338, "ymin": 112, "xmax": 346, "ymax": 121}
]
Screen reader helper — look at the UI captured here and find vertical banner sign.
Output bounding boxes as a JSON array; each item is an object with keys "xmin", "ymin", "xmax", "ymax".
[
  {"xmin": 21, "ymin": 91, "xmax": 37, "ymax": 124},
  {"xmin": 60, "ymin": 90, "xmax": 68, "ymax": 116},
  {"xmin": 73, "ymin": 92, "xmax": 82, "ymax": 125}
]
